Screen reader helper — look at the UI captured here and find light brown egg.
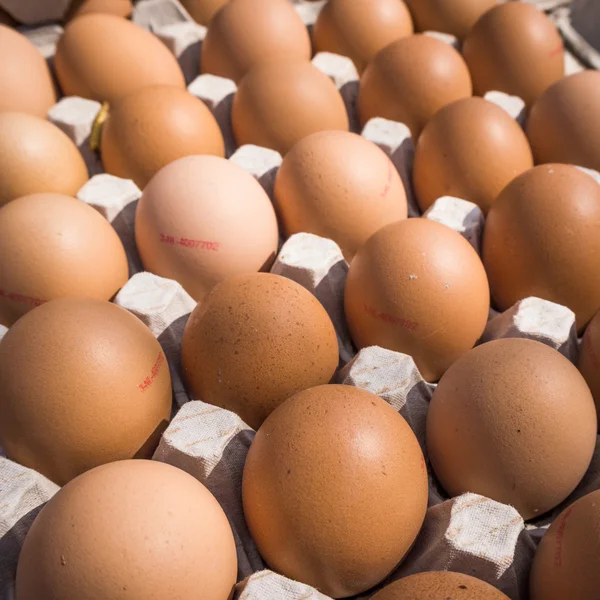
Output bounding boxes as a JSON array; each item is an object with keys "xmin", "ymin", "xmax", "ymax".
[
  {"xmin": 427, "ymin": 338, "xmax": 597, "ymax": 520},
  {"xmin": 413, "ymin": 97, "xmax": 533, "ymax": 214},
  {"xmin": 0, "ymin": 193, "xmax": 128, "ymax": 327},
  {"xmin": 16, "ymin": 460, "xmax": 237, "ymax": 600},
  {"xmin": 101, "ymin": 85, "xmax": 225, "ymax": 189},
  {"xmin": 243, "ymin": 384, "xmax": 428, "ymax": 598},
  {"xmin": 312, "ymin": 0, "xmax": 414, "ymax": 73},
  {"xmin": 527, "ymin": 71, "xmax": 600, "ymax": 172},
  {"xmin": 358, "ymin": 34, "xmax": 472, "ymax": 138},
  {"xmin": 530, "ymin": 489, "xmax": 600, "ymax": 600},
  {"xmin": 201, "ymin": 0, "xmax": 311, "ymax": 83},
  {"xmin": 180, "ymin": 0, "xmax": 228, "ymax": 25},
  {"xmin": 344, "ymin": 218, "xmax": 489, "ymax": 382},
  {"xmin": 404, "ymin": 0, "xmax": 496, "ymax": 39},
  {"xmin": 483, "ymin": 164, "xmax": 600, "ymax": 332},
  {"xmin": 0, "ymin": 298, "xmax": 172, "ymax": 486},
  {"xmin": 65, "ymin": 0, "xmax": 133, "ymax": 20},
  {"xmin": 579, "ymin": 311, "xmax": 600, "ymax": 425},
  {"xmin": 273, "ymin": 130, "xmax": 407, "ymax": 261},
  {"xmin": 135, "ymin": 155, "xmax": 278, "ymax": 302},
  {"xmin": 372, "ymin": 571, "xmax": 510, "ymax": 599},
  {"xmin": 0, "ymin": 112, "xmax": 88, "ymax": 207},
  {"xmin": 232, "ymin": 60, "xmax": 349, "ymax": 155},
  {"xmin": 0, "ymin": 25, "xmax": 56, "ymax": 117},
  {"xmin": 463, "ymin": 2, "xmax": 564, "ymax": 107},
  {"xmin": 54, "ymin": 13, "xmax": 185, "ymax": 103},
  {"xmin": 181, "ymin": 273, "xmax": 339, "ymax": 430}
]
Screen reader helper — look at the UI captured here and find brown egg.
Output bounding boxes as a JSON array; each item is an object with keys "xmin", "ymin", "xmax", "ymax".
[
  {"xmin": 180, "ymin": 0, "xmax": 228, "ymax": 25},
  {"xmin": 312, "ymin": 0, "xmax": 414, "ymax": 73},
  {"xmin": 344, "ymin": 218, "xmax": 489, "ymax": 383},
  {"xmin": 527, "ymin": 71, "xmax": 600, "ymax": 172},
  {"xmin": 413, "ymin": 97, "xmax": 533, "ymax": 214},
  {"xmin": 232, "ymin": 60, "xmax": 349, "ymax": 155},
  {"xmin": 0, "ymin": 193, "xmax": 128, "ymax": 327},
  {"xmin": 372, "ymin": 571, "xmax": 510, "ymax": 599},
  {"xmin": 101, "ymin": 85, "xmax": 225, "ymax": 189},
  {"xmin": 201, "ymin": 0, "xmax": 311, "ymax": 83},
  {"xmin": 16, "ymin": 460, "xmax": 237, "ymax": 600},
  {"xmin": 579, "ymin": 311, "xmax": 600, "ymax": 424},
  {"xmin": 66, "ymin": 0, "xmax": 133, "ymax": 20},
  {"xmin": 0, "ymin": 298, "xmax": 172, "ymax": 486},
  {"xmin": 358, "ymin": 34, "xmax": 472, "ymax": 138},
  {"xmin": 181, "ymin": 273, "xmax": 338, "ymax": 430},
  {"xmin": 273, "ymin": 131, "xmax": 407, "ymax": 261},
  {"xmin": 243, "ymin": 384, "xmax": 428, "ymax": 598},
  {"xmin": 0, "ymin": 25, "xmax": 56, "ymax": 117},
  {"xmin": 0, "ymin": 112, "xmax": 88, "ymax": 207},
  {"xmin": 54, "ymin": 13, "xmax": 185, "ymax": 103},
  {"xmin": 427, "ymin": 338, "xmax": 597, "ymax": 520},
  {"xmin": 135, "ymin": 155, "xmax": 278, "ymax": 302},
  {"xmin": 462, "ymin": 2, "xmax": 564, "ymax": 107},
  {"xmin": 530, "ymin": 489, "xmax": 600, "ymax": 600},
  {"xmin": 483, "ymin": 164, "xmax": 600, "ymax": 332}
]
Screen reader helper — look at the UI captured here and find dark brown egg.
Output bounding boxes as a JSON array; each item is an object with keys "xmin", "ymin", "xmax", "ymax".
[
  {"xmin": 65, "ymin": 0, "xmax": 133, "ymax": 20},
  {"xmin": 579, "ymin": 310, "xmax": 600, "ymax": 425}
]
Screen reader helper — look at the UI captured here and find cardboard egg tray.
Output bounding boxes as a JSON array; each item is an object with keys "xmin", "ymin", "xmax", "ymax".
[{"xmin": 0, "ymin": 1, "xmax": 598, "ymax": 599}]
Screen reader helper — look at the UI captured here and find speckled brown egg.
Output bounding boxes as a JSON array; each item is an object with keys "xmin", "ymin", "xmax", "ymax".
[
  {"xmin": 463, "ymin": 2, "xmax": 564, "ymax": 107},
  {"xmin": 101, "ymin": 85, "xmax": 225, "ymax": 189},
  {"xmin": 371, "ymin": 571, "xmax": 510, "ymax": 599},
  {"xmin": 0, "ymin": 112, "xmax": 88, "ymax": 207},
  {"xmin": 54, "ymin": 13, "xmax": 185, "ymax": 103},
  {"xmin": 413, "ymin": 97, "xmax": 533, "ymax": 214},
  {"xmin": 358, "ymin": 34, "xmax": 472, "ymax": 138},
  {"xmin": 16, "ymin": 460, "xmax": 238, "ymax": 600},
  {"xmin": 181, "ymin": 273, "xmax": 338, "ymax": 430},
  {"xmin": 427, "ymin": 338, "xmax": 597, "ymax": 520},
  {"xmin": 527, "ymin": 71, "xmax": 600, "ymax": 172},
  {"xmin": 312, "ymin": 0, "xmax": 414, "ymax": 73},
  {"xmin": 344, "ymin": 218, "xmax": 489, "ymax": 382},
  {"xmin": 201, "ymin": 0, "xmax": 311, "ymax": 82},
  {"xmin": 65, "ymin": 0, "xmax": 133, "ymax": 20},
  {"xmin": 0, "ymin": 25, "xmax": 56, "ymax": 117},
  {"xmin": 0, "ymin": 298, "xmax": 172, "ymax": 486},
  {"xmin": 243, "ymin": 384, "xmax": 428, "ymax": 598},
  {"xmin": 232, "ymin": 60, "xmax": 349, "ymax": 155},
  {"xmin": 0, "ymin": 193, "xmax": 128, "ymax": 327},
  {"xmin": 530, "ymin": 489, "xmax": 600, "ymax": 600},
  {"xmin": 483, "ymin": 164, "xmax": 600, "ymax": 332},
  {"xmin": 579, "ymin": 311, "xmax": 600, "ymax": 425},
  {"xmin": 180, "ymin": 0, "xmax": 228, "ymax": 25},
  {"xmin": 273, "ymin": 131, "xmax": 407, "ymax": 261}
]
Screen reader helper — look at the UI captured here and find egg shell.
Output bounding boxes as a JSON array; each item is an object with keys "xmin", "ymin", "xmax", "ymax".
[
  {"xmin": 181, "ymin": 273, "xmax": 339, "ymax": 430},
  {"xmin": 201, "ymin": 0, "xmax": 311, "ymax": 83},
  {"xmin": 578, "ymin": 310, "xmax": 600, "ymax": 424},
  {"xmin": 0, "ymin": 112, "xmax": 88, "ymax": 207},
  {"xmin": 232, "ymin": 60, "xmax": 349, "ymax": 155},
  {"xmin": 462, "ymin": 2, "xmax": 564, "ymax": 108},
  {"xmin": 101, "ymin": 85, "xmax": 225, "ymax": 189},
  {"xmin": 413, "ymin": 97, "xmax": 534, "ymax": 214},
  {"xmin": 426, "ymin": 338, "xmax": 597, "ymax": 520},
  {"xmin": 15, "ymin": 460, "xmax": 238, "ymax": 600},
  {"xmin": 0, "ymin": 193, "xmax": 128, "ymax": 327},
  {"xmin": 312, "ymin": 0, "xmax": 414, "ymax": 73},
  {"xmin": 135, "ymin": 155, "xmax": 278, "ymax": 302},
  {"xmin": 242, "ymin": 384, "xmax": 428, "ymax": 598},
  {"xmin": 0, "ymin": 25, "xmax": 56, "ymax": 117},
  {"xmin": 344, "ymin": 218, "xmax": 490, "ymax": 383},
  {"xmin": 273, "ymin": 130, "xmax": 407, "ymax": 261},
  {"xmin": 54, "ymin": 13, "xmax": 185, "ymax": 103},
  {"xmin": 65, "ymin": 0, "xmax": 133, "ymax": 20},
  {"xmin": 358, "ymin": 34, "xmax": 472, "ymax": 138},
  {"xmin": 0, "ymin": 298, "xmax": 172, "ymax": 486},
  {"xmin": 180, "ymin": 0, "xmax": 228, "ymax": 25},
  {"xmin": 404, "ymin": 0, "xmax": 496, "ymax": 39},
  {"xmin": 527, "ymin": 70, "xmax": 600, "ymax": 172},
  {"xmin": 529, "ymin": 489, "xmax": 600, "ymax": 600},
  {"xmin": 371, "ymin": 571, "xmax": 510, "ymax": 599},
  {"xmin": 483, "ymin": 164, "xmax": 600, "ymax": 332}
]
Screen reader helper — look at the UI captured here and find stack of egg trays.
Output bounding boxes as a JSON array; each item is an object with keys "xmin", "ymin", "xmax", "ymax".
[{"xmin": 1, "ymin": 1, "xmax": 598, "ymax": 599}]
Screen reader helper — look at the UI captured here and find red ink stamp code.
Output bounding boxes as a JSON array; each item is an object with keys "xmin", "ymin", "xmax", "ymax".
[
  {"xmin": 364, "ymin": 303, "xmax": 419, "ymax": 332},
  {"xmin": 0, "ymin": 288, "xmax": 45, "ymax": 307},
  {"xmin": 553, "ymin": 507, "xmax": 573, "ymax": 568},
  {"xmin": 160, "ymin": 233, "xmax": 220, "ymax": 251},
  {"xmin": 380, "ymin": 161, "xmax": 393, "ymax": 198},
  {"xmin": 138, "ymin": 352, "xmax": 166, "ymax": 392}
]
